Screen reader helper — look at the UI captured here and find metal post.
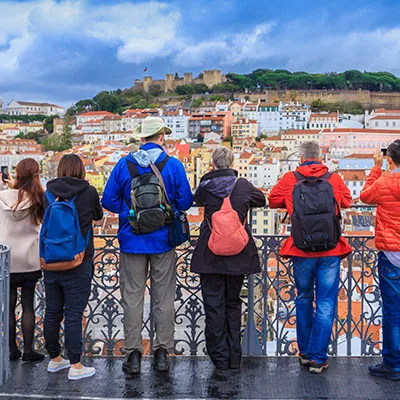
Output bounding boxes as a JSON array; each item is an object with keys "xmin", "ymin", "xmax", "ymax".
[
  {"xmin": 0, "ymin": 245, "xmax": 10, "ymax": 385},
  {"xmin": 242, "ymin": 274, "xmax": 262, "ymax": 356}
]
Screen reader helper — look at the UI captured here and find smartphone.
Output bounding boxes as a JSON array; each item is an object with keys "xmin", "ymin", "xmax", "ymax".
[
  {"xmin": 381, "ymin": 148, "xmax": 388, "ymax": 156},
  {"xmin": 1, "ymin": 166, "xmax": 9, "ymax": 183}
]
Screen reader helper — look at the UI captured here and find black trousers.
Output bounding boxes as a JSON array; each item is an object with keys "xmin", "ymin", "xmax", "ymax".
[
  {"xmin": 44, "ymin": 258, "xmax": 92, "ymax": 364},
  {"xmin": 200, "ymin": 273, "xmax": 245, "ymax": 369}
]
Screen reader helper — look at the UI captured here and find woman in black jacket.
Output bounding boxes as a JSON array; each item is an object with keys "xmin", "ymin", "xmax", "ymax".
[
  {"xmin": 43, "ymin": 154, "xmax": 103, "ymax": 381},
  {"xmin": 191, "ymin": 147, "xmax": 266, "ymax": 370}
]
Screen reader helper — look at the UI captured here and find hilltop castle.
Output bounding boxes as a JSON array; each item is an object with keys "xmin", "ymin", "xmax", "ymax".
[{"xmin": 133, "ymin": 70, "xmax": 226, "ymax": 93}]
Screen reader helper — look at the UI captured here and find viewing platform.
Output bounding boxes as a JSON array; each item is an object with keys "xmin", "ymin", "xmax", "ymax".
[{"xmin": 6, "ymin": 232, "xmax": 398, "ymax": 399}]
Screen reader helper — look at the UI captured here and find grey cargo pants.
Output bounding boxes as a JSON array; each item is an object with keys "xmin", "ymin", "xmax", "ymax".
[{"xmin": 120, "ymin": 250, "xmax": 176, "ymax": 358}]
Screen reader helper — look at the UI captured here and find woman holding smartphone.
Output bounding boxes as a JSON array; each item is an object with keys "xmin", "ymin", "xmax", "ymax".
[{"xmin": 0, "ymin": 159, "xmax": 45, "ymax": 362}]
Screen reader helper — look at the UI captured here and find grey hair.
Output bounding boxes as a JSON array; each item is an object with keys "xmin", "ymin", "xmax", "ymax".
[
  {"xmin": 298, "ymin": 141, "xmax": 321, "ymax": 160},
  {"xmin": 212, "ymin": 146, "xmax": 234, "ymax": 170}
]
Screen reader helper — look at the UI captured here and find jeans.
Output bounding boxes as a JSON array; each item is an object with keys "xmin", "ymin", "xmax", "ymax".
[
  {"xmin": 378, "ymin": 252, "xmax": 400, "ymax": 371},
  {"xmin": 292, "ymin": 256, "xmax": 340, "ymax": 364},
  {"xmin": 44, "ymin": 258, "xmax": 92, "ymax": 364},
  {"xmin": 200, "ymin": 274, "xmax": 244, "ymax": 369}
]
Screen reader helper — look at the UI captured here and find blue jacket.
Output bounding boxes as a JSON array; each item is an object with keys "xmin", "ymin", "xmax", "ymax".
[{"xmin": 102, "ymin": 143, "xmax": 193, "ymax": 254}]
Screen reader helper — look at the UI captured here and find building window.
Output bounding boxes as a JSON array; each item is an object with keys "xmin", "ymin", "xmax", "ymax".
[
  {"xmin": 263, "ymin": 229, "xmax": 268, "ymax": 234},
  {"xmin": 264, "ymin": 211, "xmax": 268, "ymax": 216},
  {"xmin": 252, "ymin": 219, "xmax": 257, "ymax": 225},
  {"xmin": 252, "ymin": 229, "xmax": 257, "ymax": 234},
  {"xmin": 253, "ymin": 211, "xmax": 257, "ymax": 217}
]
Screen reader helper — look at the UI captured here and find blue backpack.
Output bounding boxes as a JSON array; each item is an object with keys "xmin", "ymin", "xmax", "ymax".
[{"xmin": 40, "ymin": 191, "xmax": 89, "ymax": 271}]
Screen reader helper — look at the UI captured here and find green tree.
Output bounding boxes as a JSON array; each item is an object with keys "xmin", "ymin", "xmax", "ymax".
[
  {"xmin": 192, "ymin": 98, "xmax": 204, "ymax": 108},
  {"xmin": 93, "ymin": 91, "xmax": 122, "ymax": 113}
]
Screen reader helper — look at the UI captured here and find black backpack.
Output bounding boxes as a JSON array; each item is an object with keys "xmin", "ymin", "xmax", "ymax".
[
  {"xmin": 126, "ymin": 156, "xmax": 172, "ymax": 234},
  {"xmin": 291, "ymin": 171, "xmax": 341, "ymax": 252}
]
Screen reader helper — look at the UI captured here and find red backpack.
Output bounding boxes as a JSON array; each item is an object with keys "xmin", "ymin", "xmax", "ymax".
[{"xmin": 207, "ymin": 182, "xmax": 249, "ymax": 256}]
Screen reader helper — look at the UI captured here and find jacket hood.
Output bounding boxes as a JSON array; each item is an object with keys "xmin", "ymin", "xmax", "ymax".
[
  {"xmin": 296, "ymin": 162, "xmax": 329, "ymax": 178},
  {"xmin": 47, "ymin": 177, "xmax": 89, "ymax": 199},
  {"xmin": 130, "ymin": 148, "xmax": 163, "ymax": 168},
  {"xmin": 0, "ymin": 189, "xmax": 31, "ymax": 221},
  {"xmin": 199, "ymin": 169, "xmax": 237, "ymax": 199}
]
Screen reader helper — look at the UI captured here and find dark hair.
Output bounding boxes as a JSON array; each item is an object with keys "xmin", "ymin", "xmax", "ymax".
[
  {"xmin": 388, "ymin": 139, "xmax": 400, "ymax": 166},
  {"xmin": 13, "ymin": 158, "xmax": 44, "ymax": 225},
  {"xmin": 57, "ymin": 154, "xmax": 86, "ymax": 179}
]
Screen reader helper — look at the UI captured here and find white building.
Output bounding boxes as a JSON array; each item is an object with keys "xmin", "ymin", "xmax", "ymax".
[
  {"xmin": 6, "ymin": 100, "xmax": 65, "ymax": 116},
  {"xmin": 161, "ymin": 110, "xmax": 190, "ymax": 140},
  {"xmin": 280, "ymin": 102, "xmax": 311, "ymax": 131},
  {"xmin": 0, "ymin": 151, "xmax": 45, "ymax": 170},
  {"xmin": 365, "ymin": 108, "xmax": 400, "ymax": 130},
  {"xmin": 76, "ymin": 111, "xmax": 116, "ymax": 125},
  {"xmin": 309, "ymin": 113, "xmax": 338, "ymax": 129},
  {"xmin": 248, "ymin": 157, "xmax": 280, "ymax": 189},
  {"xmin": 337, "ymin": 169, "xmax": 368, "ymax": 199},
  {"xmin": 242, "ymin": 101, "xmax": 280, "ymax": 133},
  {"xmin": 122, "ymin": 115, "xmax": 141, "ymax": 133}
]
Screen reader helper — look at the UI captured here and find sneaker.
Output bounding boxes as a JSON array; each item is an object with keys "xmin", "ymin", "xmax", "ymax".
[
  {"xmin": 68, "ymin": 365, "xmax": 96, "ymax": 381},
  {"xmin": 47, "ymin": 358, "xmax": 71, "ymax": 373},
  {"xmin": 309, "ymin": 360, "xmax": 329, "ymax": 374},
  {"xmin": 22, "ymin": 351, "xmax": 45, "ymax": 363},
  {"xmin": 369, "ymin": 363, "xmax": 400, "ymax": 381},
  {"xmin": 154, "ymin": 348, "xmax": 169, "ymax": 372},
  {"xmin": 298, "ymin": 353, "xmax": 311, "ymax": 366}
]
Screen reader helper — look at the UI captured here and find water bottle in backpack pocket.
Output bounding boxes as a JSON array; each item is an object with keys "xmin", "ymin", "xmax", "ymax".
[
  {"xmin": 291, "ymin": 172, "xmax": 341, "ymax": 252},
  {"xmin": 40, "ymin": 192, "xmax": 90, "ymax": 271}
]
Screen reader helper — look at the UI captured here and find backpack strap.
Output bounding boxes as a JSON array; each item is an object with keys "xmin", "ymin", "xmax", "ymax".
[
  {"xmin": 126, "ymin": 159, "xmax": 139, "ymax": 179},
  {"xmin": 294, "ymin": 171, "xmax": 306, "ymax": 182},
  {"xmin": 150, "ymin": 161, "xmax": 171, "ymax": 204},
  {"xmin": 155, "ymin": 155, "xmax": 170, "ymax": 173},
  {"xmin": 320, "ymin": 172, "xmax": 332, "ymax": 180},
  {"xmin": 46, "ymin": 191, "xmax": 56, "ymax": 204}
]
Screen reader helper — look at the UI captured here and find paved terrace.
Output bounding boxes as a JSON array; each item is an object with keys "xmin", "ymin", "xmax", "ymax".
[
  {"xmin": 3, "ymin": 357, "xmax": 400, "ymax": 400},
  {"xmin": 7, "ymin": 227, "xmax": 398, "ymax": 399}
]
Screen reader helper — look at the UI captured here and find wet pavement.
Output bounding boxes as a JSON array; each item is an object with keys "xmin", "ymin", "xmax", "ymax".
[{"xmin": 1, "ymin": 356, "xmax": 399, "ymax": 399}]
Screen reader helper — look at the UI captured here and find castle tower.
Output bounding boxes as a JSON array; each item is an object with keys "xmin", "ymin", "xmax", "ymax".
[
  {"xmin": 184, "ymin": 73, "xmax": 193, "ymax": 85},
  {"xmin": 203, "ymin": 70, "xmax": 222, "ymax": 88},
  {"xmin": 165, "ymin": 74, "xmax": 175, "ymax": 93},
  {"xmin": 143, "ymin": 76, "xmax": 153, "ymax": 93}
]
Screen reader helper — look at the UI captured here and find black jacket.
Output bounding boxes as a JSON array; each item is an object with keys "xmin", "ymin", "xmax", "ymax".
[
  {"xmin": 44, "ymin": 177, "xmax": 103, "ymax": 259},
  {"xmin": 190, "ymin": 169, "xmax": 266, "ymax": 275}
]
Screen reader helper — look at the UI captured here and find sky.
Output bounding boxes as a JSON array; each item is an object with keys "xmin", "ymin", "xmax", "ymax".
[{"xmin": 0, "ymin": 0, "xmax": 400, "ymax": 108}]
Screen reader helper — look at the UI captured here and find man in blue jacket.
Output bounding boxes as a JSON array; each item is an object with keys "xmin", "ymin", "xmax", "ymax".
[{"xmin": 102, "ymin": 116, "xmax": 193, "ymax": 374}]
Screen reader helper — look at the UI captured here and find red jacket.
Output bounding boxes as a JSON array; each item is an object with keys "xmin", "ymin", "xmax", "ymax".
[
  {"xmin": 268, "ymin": 162, "xmax": 352, "ymax": 258},
  {"xmin": 360, "ymin": 167, "xmax": 400, "ymax": 251}
]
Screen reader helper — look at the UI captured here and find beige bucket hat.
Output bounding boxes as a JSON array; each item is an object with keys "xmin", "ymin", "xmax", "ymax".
[{"xmin": 135, "ymin": 116, "xmax": 172, "ymax": 138}]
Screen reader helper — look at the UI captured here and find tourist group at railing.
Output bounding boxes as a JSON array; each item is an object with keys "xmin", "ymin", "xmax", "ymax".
[{"xmin": 2, "ymin": 116, "xmax": 400, "ymax": 382}]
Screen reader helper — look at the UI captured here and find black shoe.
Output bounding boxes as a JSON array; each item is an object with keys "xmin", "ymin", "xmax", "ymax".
[
  {"xmin": 369, "ymin": 363, "xmax": 400, "ymax": 381},
  {"xmin": 10, "ymin": 349, "xmax": 21, "ymax": 361},
  {"xmin": 154, "ymin": 348, "xmax": 169, "ymax": 372},
  {"xmin": 229, "ymin": 361, "xmax": 241, "ymax": 370},
  {"xmin": 123, "ymin": 350, "xmax": 141, "ymax": 374},
  {"xmin": 22, "ymin": 351, "xmax": 45, "ymax": 363}
]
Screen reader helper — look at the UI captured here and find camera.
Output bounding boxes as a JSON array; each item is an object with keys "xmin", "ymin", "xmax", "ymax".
[{"xmin": 381, "ymin": 148, "xmax": 388, "ymax": 156}]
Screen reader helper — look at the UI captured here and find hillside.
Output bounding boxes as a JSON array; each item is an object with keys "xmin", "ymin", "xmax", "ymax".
[{"xmin": 65, "ymin": 69, "xmax": 400, "ymax": 115}]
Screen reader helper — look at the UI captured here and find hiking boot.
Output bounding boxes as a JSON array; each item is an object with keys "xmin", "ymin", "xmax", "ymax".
[
  {"xmin": 154, "ymin": 348, "xmax": 169, "ymax": 372},
  {"xmin": 369, "ymin": 363, "xmax": 400, "ymax": 381},
  {"xmin": 299, "ymin": 353, "xmax": 311, "ymax": 366},
  {"xmin": 123, "ymin": 350, "xmax": 141, "ymax": 374},
  {"xmin": 309, "ymin": 360, "xmax": 329, "ymax": 374},
  {"xmin": 22, "ymin": 351, "xmax": 45, "ymax": 363}
]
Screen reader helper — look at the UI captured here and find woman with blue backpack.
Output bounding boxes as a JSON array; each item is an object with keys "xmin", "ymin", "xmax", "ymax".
[{"xmin": 41, "ymin": 154, "xmax": 103, "ymax": 380}]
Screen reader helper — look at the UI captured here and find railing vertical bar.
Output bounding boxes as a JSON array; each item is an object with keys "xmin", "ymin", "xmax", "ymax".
[{"xmin": 347, "ymin": 251, "xmax": 353, "ymax": 356}]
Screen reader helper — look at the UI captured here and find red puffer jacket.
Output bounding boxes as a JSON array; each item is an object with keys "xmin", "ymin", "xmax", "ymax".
[
  {"xmin": 360, "ymin": 167, "xmax": 400, "ymax": 251},
  {"xmin": 268, "ymin": 162, "xmax": 352, "ymax": 258}
]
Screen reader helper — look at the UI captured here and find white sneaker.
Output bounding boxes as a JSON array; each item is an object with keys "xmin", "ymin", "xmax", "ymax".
[
  {"xmin": 47, "ymin": 358, "xmax": 71, "ymax": 373},
  {"xmin": 68, "ymin": 365, "xmax": 96, "ymax": 381}
]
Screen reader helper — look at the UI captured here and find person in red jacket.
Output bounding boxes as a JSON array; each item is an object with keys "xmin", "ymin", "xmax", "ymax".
[
  {"xmin": 360, "ymin": 140, "xmax": 400, "ymax": 381},
  {"xmin": 268, "ymin": 141, "xmax": 351, "ymax": 374}
]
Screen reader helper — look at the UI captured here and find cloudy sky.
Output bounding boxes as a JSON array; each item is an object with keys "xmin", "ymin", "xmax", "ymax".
[{"xmin": 0, "ymin": 0, "xmax": 399, "ymax": 108}]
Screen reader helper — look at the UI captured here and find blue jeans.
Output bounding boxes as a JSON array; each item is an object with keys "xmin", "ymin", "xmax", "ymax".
[
  {"xmin": 292, "ymin": 256, "xmax": 341, "ymax": 364},
  {"xmin": 378, "ymin": 252, "xmax": 400, "ymax": 371}
]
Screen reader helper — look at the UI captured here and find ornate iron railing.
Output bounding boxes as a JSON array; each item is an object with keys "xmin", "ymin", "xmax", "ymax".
[{"xmin": 15, "ymin": 234, "xmax": 381, "ymax": 357}]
